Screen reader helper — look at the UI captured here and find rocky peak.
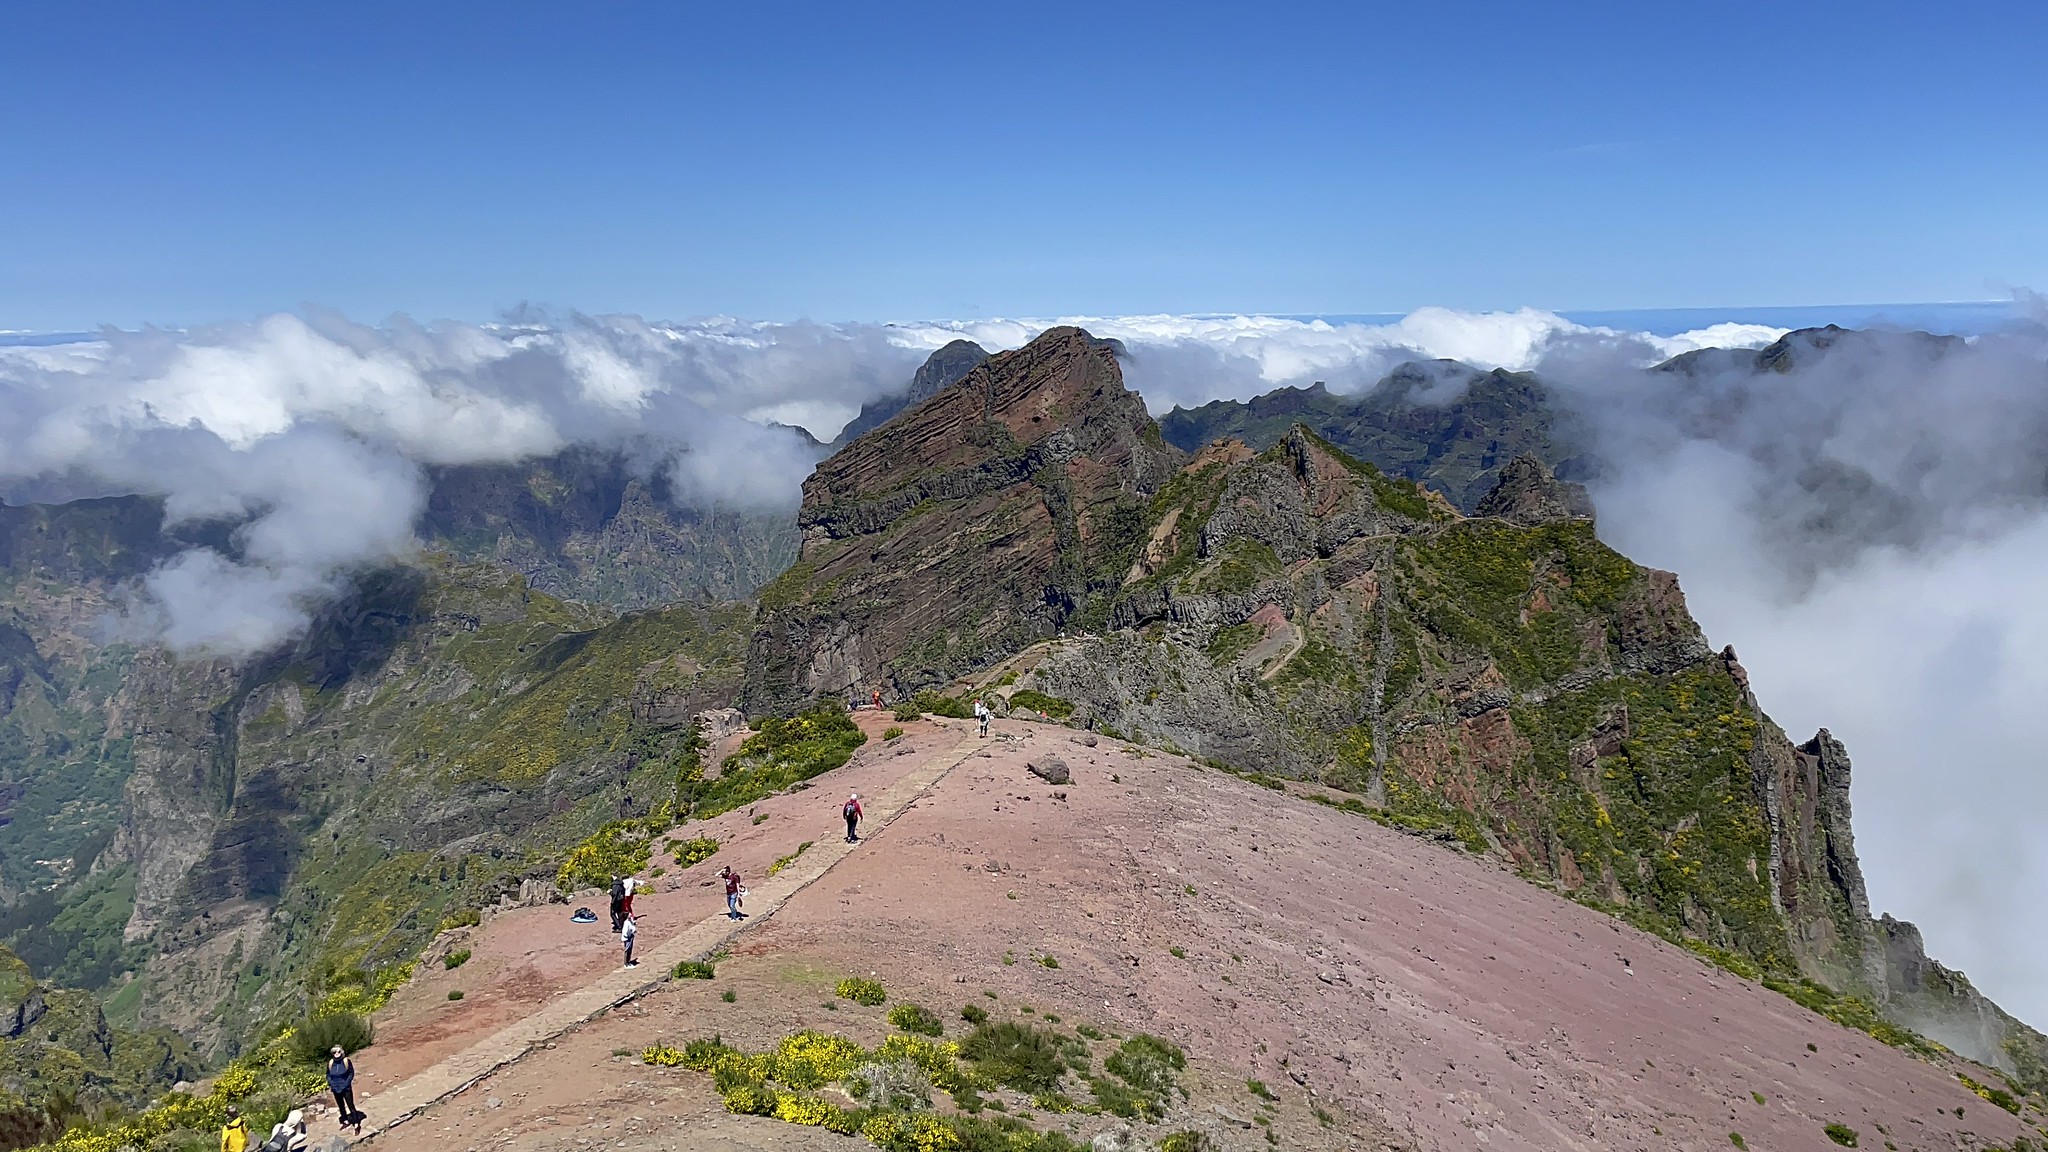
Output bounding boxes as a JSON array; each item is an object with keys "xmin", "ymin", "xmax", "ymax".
[
  {"xmin": 746, "ymin": 327, "xmax": 1182, "ymax": 710},
  {"xmin": 830, "ymin": 338, "xmax": 991, "ymax": 447},
  {"xmin": 1474, "ymin": 454, "xmax": 1594, "ymax": 526}
]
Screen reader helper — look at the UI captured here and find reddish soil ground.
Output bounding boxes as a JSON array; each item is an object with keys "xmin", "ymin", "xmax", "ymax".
[{"xmin": 361, "ymin": 714, "xmax": 2037, "ymax": 1152}]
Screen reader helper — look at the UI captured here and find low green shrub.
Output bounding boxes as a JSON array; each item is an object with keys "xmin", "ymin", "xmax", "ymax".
[
  {"xmin": 443, "ymin": 949, "xmax": 472, "ymax": 970},
  {"xmin": 1105, "ymin": 1034, "xmax": 1186, "ymax": 1096},
  {"xmin": 673, "ymin": 960, "xmax": 715, "ymax": 979},
  {"xmin": 1007, "ymin": 690, "xmax": 1075, "ymax": 720},
  {"xmin": 671, "ymin": 836, "xmax": 720, "ymax": 868},
  {"xmin": 910, "ymin": 691, "xmax": 974, "ymax": 719},
  {"xmin": 887, "ymin": 1003, "xmax": 944, "ymax": 1037},
  {"xmin": 958, "ymin": 1021, "xmax": 1077, "ymax": 1095},
  {"xmin": 289, "ymin": 1013, "xmax": 374, "ymax": 1064}
]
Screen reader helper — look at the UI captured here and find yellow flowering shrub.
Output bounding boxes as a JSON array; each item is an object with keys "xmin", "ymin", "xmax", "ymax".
[
  {"xmin": 836, "ymin": 977, "xmax": 887, "ymax": 1006},
  {"xmin": 769, "ymin": 1031, "xmax": 866, "ymax": 1089},
  {"xmin": 876, "ymin": 1034, "xmax": 960, "ymax": 1076},
  {"xmin": 772, "ymin": 1095, "xmax": 841, "ymax": 1126},
  {"xmin": 721, "ymin": 1082, "xmax": 780, "ymax": 1116}
]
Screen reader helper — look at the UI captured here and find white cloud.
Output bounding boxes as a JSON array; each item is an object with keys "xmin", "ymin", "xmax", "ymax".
[{"xmin": 0, "ymin": 311, "xmax": 924, "ymax": 658}]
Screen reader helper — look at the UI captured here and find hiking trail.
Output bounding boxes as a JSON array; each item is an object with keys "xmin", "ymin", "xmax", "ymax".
[{"xmin": 351, "ymin": 722, "xmax": 982, "ymax": 1143}]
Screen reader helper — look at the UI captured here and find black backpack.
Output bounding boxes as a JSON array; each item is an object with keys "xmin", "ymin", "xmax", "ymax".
[
  {"xmin": 843, "ymin": 800, "xmax": 858, "ymax": 819},
  {"xmin": 609, "ymin": 877, "xmax": 626, "ymax": 903}
]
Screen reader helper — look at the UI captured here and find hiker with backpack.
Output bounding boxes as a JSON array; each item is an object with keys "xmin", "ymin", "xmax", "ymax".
[
  {"xmin": 973, "ymin": 697, "xmax": 990, "ymax": 737},
  {"xmin": 843, "ymin": 793, "xmax": 864, "ymax": 843},
  {"xmin": 720, "ymin": 866, "xmax": 745, "ymax": 920},
  {"xmin": 263, "ymin": 1110, "xmax": 307, "ymax": 1152},
  {"xmin": 220, "ymin": 1106, "xmax": 249, "ymax": 1152},
  {"xmin": 609, "ymin": 874, "xmax": 627, "ymax": 932},
  {"xmin": 328, "ymin": 1046, "xmax": 362, "ymax": 1134},
  {"xmin": 621, "ymin": 912, "xmax": 639, "ymax": 967}
]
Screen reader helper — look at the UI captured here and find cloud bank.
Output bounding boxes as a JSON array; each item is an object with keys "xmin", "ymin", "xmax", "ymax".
[
  {"xmin": 0, "ymin": 311, "xmax": 926, "ymax": 655},
  {"xmin": 5, "ymin": 301, "xmax": 2042, "ymax": 1029}
]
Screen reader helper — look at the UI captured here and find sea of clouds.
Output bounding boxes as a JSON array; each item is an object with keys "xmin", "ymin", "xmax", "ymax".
[{"xmin": 3, "ymin": 300, "xmax": 2044, "ymax": 1028}]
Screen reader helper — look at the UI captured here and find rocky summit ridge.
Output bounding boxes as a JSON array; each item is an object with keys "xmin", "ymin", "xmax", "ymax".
[{"xmin": 742, "ymin": 325, "xmax": 2048, "ymax": 1094}]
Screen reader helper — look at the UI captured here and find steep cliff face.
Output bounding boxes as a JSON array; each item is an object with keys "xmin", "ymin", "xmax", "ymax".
[{"xmin": 745, "ymin": 327, "xmax": 1182, "ymax": 711}]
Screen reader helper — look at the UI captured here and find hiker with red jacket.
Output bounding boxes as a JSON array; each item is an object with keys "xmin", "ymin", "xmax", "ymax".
[
  {"xmin": 843, "ymin": 792, "xmax": 864, "ymax": 843},
  {"xmin": 720, "ymin": 865, "xmax": 745, "ymax": 920}
]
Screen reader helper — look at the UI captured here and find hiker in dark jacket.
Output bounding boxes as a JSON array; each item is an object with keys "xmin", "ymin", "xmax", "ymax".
[
  {"xmin": 327, "ymin": 1046, "xmax": 361, "ymax": 1134},
  {"xmin": 609, "ymin": 874, "xmax": 627, "ymax": 931},
  {"xmin": 843, "ymin": 793, "xmax": 864, "ymax": 843}
]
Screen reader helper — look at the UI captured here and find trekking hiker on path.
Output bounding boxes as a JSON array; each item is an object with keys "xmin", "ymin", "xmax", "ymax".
[
  {"xmin": 609, "ymin": 874, "xmax": 627, "ymax": 932},
  {"xmin": 843, "ymin": 792, "xmax": 864, "ymax": 843},
  {"xmin": 720, "ymin": 866, "xmax": 745, "ymax": 919},
  {"xmin": 871, "ymin": 688, "xmax": 883, "ymax": 710},
  {"xmin": 328, "ymin": 1046, "xmax": 361, "ymax": 1135},
  {"xmin": 973, "ymin": 697, "xmax": 990, "ymax": 737},
  {"xmin": 621, "ymin": 913, "xmax": 638, "ymax": 967},
  {"xmin": 220, "ymin": 1106, "xmax": 249, "ymax": 1152},
  {"xmin": 263, "ymin": 1111, "xmax": 307, "ymax": 1152}
]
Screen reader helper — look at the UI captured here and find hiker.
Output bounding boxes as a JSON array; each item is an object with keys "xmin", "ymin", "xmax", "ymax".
[
  {"xmin": 973, "ymin": 697, "xmax": 990, "ymax": 737},
  {"xmin": 843, "ymin": 792, "xmax": 864, "ymax": 843},
  {"xmin": 264, "ymin": 1110, "xmax": 308, "ymax": 1152},
  {"xmin": 220, "ymin": 1106, "xmax": 249, "ymax": 1152},
  {"xmin": 720, "ymin": 865, "xmax": 744, "ymax": 919},
  {"xmin": 621, "ymin": 912, "xmax": 639, "ymax": 967},
  {"xmin": 620, "ymin": 874, "xmax": 637, "ymax": 921},
  {"xmin": 609, "ymin": 874, "xmax": 627, "ymax": 932},
  {"xmin": 870, "ymin": 688, "xmax": 883, "ymax": 710},
  {"xmin": 327, "ymin": 1045, "xmax": 362, "ymax": 1134}
]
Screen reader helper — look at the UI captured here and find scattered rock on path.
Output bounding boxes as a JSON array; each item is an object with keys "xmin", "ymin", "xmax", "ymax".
[
  {"xmin": 1070, "ymin": 734, "xmax": 1099, "ymax": 747},
  {"xmin": 1028, "ymin": 756, "xmax": 1071, "ymax": 785}
]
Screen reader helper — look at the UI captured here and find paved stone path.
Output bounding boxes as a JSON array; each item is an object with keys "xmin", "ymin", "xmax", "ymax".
[{"xmin": 354, "ymin": 723, "xmax": 982, "ymax": 1143}]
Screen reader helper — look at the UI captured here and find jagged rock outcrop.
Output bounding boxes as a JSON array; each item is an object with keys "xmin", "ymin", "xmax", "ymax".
[
  {"xmin": 1159, "ymin": 362, "xmax": 1591, "ymax": 511},
  {"xmin": 1873, "ymin": 914, "xmax": 2048, "ymax": 1084},
  {"xmin": 831, "ymin": 339, "xmax": 990, "ymax": 447},
  {"xmin": 1474, "ymin": 454, "xmax": 1595, "ymax": 526},
  {"xmin": 745, "ymin": 327, "xmax": 1182, "ymax": 710}
]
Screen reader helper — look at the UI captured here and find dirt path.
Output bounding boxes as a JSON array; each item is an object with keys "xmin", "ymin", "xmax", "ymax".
[{"xmin": 351, "ymin": 719, "xmax": 983, "ymax": 1145}]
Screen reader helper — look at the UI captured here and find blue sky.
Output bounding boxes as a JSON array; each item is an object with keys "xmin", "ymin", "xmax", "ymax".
[{"xmin": 4, "ymin": 0, "xmax": 2044, "ymax": 329}]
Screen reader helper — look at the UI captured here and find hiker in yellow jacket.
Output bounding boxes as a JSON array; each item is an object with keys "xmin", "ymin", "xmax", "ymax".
[{"xmin": 219, "ymin": 1106, "xmax": 249, "ymax": 1152}]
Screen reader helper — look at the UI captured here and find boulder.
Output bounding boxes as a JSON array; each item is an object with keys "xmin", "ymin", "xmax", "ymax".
[{"xmin": 1028, "ymin": 757, "xmax": 1071, "ymax": 785}]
